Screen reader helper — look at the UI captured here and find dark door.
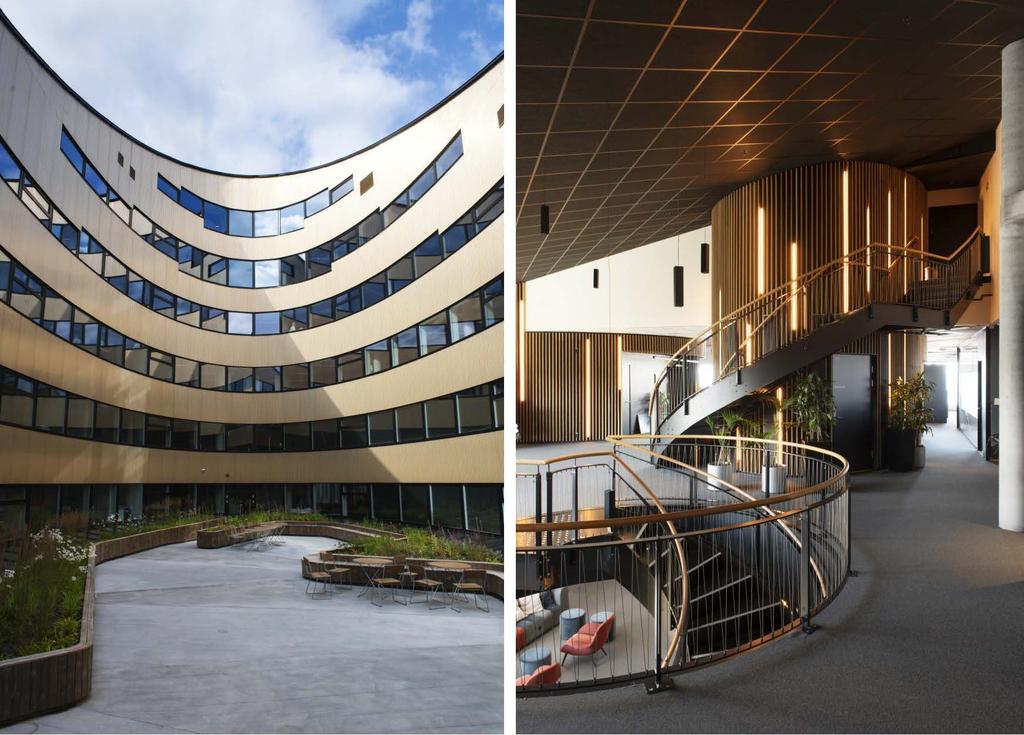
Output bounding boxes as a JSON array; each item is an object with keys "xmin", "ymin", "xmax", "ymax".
[{"xmin": 831, "ymin": 354, "xmax": 875, "ymax": 471}]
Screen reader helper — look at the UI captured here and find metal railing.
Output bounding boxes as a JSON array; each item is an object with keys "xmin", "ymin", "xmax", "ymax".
[
  {"xmin": 649, "ymin": 230, "xmax": 985, "ymax": 431},
  {"xmin": 515, "ymin": 435, "xmax": 849, "ymax": 695}
]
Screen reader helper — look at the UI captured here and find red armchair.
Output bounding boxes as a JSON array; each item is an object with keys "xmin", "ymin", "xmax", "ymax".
[
  {"xmin": 515, "ymin": 663, "xmax": 561, "ymax": 689},
  {"xmin": 560, "ymin": 615, "xmax": 614, "ymax": 665}
]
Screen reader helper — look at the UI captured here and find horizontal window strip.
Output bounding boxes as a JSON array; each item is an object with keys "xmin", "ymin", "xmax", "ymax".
[
  {"xmin": 0, "ymin": 242, "xmax": 502, "ymax": 393},
  {"xmin": 0, "ymin": 130, "xmax": 502, "ymax": 334},
  {"xmin": 0, "ymin": 363, "xmax": 503, "ymax": 453}
]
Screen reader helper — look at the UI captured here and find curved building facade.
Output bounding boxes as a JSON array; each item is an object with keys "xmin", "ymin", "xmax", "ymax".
[{"xmin": 0, "ymin": 13, "xmax": 504, "ymax": 534}]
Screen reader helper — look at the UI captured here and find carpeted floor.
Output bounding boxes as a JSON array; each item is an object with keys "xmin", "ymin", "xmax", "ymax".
[{"xmin": 516, "ymin": 421, "xmax": 1024, "ymax": 733}]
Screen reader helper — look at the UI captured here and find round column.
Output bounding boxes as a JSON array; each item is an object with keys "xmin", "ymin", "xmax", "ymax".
[{"xmin": 1000, "ymin": 37, "xmax": 1024, "ymax": 532}]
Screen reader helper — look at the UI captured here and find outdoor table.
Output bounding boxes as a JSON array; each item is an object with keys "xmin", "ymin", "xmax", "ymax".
[
  {"xmin": 353, "ymin": 556, "xmax": 391, "ymax": 597},
  {"xmin": 425, "ymin": 560, "xmax": 472, "ymax": 610},
  {"xmin": 519, "ymin": 646, "xmax": 552, "ymax": 676},
  {"xmin": 560, "ymin": 608, "xmax": 586, "ymax": 641}
]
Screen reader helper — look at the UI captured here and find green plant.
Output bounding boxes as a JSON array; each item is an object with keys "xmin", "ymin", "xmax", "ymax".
[
  {"xmin": 786, "ymin": 372, "xmax": 837, "ymax": 443},
  {"xmin": 706, "ymin": 408, "xmax": 755, "ymax": 464},
  {"xmin": 336, "ymin": 526, "xmax": 501, "ymax": 563},
  {"xmin": 888, "ymin": 372, "xmax": 934, "ymax": 442}
]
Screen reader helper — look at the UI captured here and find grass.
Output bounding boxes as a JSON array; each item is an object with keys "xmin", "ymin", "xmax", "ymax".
[
  {"xmin": 0, "ymin": 528, "xmax": 89, "ymax": 661},
  {"xmin": 91, "ymin": 511, "xmax": 217, "ymax": 540},
  {"xmin": 336, "ymin": 525, "xmax": 502, "ymax": 563}
]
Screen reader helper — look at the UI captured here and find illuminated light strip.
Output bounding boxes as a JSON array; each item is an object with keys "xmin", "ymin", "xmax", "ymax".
[
  {"xmin": 866, "ymin": 207, "xmax": 872, "ymax": 295},
  {"xmin": 904, "ymin": 332, "xmax": 908, "ymax": 378},
  {"xmin": 903, "ymin": 177, "xmax": 908, "ymax": 294},
  {"xmin": 584, "ymin": 337, "xmax": 592, "ymax": 440},
  {"xmin": 757, "ymin": 206, "xmax": 765, "ymax": 295},
  {"xmin": 842, "ymin": 167, "xmax": 849, "ymax": 313},
  {"xmin": 887, "ymin": 333, "xmax": 893, "ymax": 407},
  {"xmin": 790, "ymin": 241, "xmax": 798, "ymax": 331},
  {"xmin": 518, "ymin": 292, "xmax": 526, "ymax": 403},
  {"xmin": 887, "ymin": 190, "xmax": 893, "ymax": 268},
  {"xmin": 775, "ymin": 386, "xmax": 784, "ymax": 461},
  {"xmin": 745, "ymin": 321, "xmax": 752, "ymax": 367},
  {"xmin": 616, "ymin": 335, "xmax": 623, "ymax": 391}
]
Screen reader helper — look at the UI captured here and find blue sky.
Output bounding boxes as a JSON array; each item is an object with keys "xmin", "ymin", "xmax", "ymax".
[{"xmin": 0, "ymin": 0, "xmax": 503, "ymax": 174}]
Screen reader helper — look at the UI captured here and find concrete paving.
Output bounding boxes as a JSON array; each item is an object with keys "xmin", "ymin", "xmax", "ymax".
[{"xmin": 3, "ymin": 537, "xmax": 503, "ymax": 734}]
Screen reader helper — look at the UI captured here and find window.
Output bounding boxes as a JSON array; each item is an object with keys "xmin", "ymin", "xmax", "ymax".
[
  {"xmin": 306, "ymin": 246, "xmax": 332, "ymax": 278},
  {"xmin": 149, "ymin": 350, "xmax": 174, "ymax": 381},
  {"xmin": 284, "ymin": 422, "xmax": 310, "ymax": 451},
  {"xmin": 280, "ymin": 202, "xmax": 304, "ymax": 233},
  {"xmin": 35, "ymin": 390, "xmax": 66, "ymax": 434},
  {"xmin": 401, "ymin": 485, "xmax": 431, "ymax": 525},
  {"xmin": 84, "ymin": 402, "xmax": 116, "ymax": 444},
  {"xmin": 254, "ymin": 311, "xmax": 280, "ymax": 335},
  {"xmin": 435, "ymin": 134, "xmax": 463, "ymax": 176},
  {"xmin": 227, "ymin": 311, "xmax": 253, "ymax": 335},
  {"xmin": 254, "ymin": 366, "xmax": 281, "ymax": 392},
  {"xmin": 364, "ymin": 341, "xmax": 391, "ymax": 375},
  {"xmin": 179, "ymin": 188, "xmax": 203, "ymax": 216},
  {"xmin": 310, "ymin": 358, "xmax": 336, "ymax": 387},
  {"xmin": 442, "ymin": 223, "xmax": 469, "ymax": 255},
  {"xmin": 172, "ymin": 419, "xmax": 197, "ymax": 450},
  {"xmin": 124, "ymin": 343, "xmax": 148, "ymax": 374},
  {"xmin": 201, "ymin": 306, "xmax": 226, "ymax": 332},
  {"xmin": 152, "ymin": 287, "xmax": 175, "ymax": 317},
  {"xmin": 205, "ymin": 256, "xmax": 227, "ymax": 286},
  {"xmin": 409, "ymin": 166, "xmax": 436, "ymax": 203},
  {"xmin": 83, "ymin": 162, "xmax": 107, "ymax": 198},
  {"xmin": 431, "ymin": 485, "xmax": 464, "ymax": 529},
  {"xmin": 60, "ymin": 131, "xmax": 85, "ymax": 173},
  {"xmin": 203, "ymin": 201, "xmax": 228, "ymax": 233},
  {"xmin": 157, "ymin": 174, "xmax": 177, "ymax": 200},
  {"xmin": 338, "ymin": 352, "xmax": 364, "ymax": 382},
  {"xmin": 396, "ymin": 404, "xmax": 425, "ymax": 443},
  {"xmin": 340, "ymin": 415, "xmax": 368, "ymax": 448},
  {"xmin": 228, "ymin": 209, "xmax": 253, "ymax": 237},
  {"xmin": 175, "ymin": 358, "xmax": 199, "ymax": 387},
  {"xmin": 373, "ymin": 485, "xmax": 400, "ymax": 522},
  {"xmin": 312, "ymin": 419, "xmax": 339, "ymax": 450},
  {"xmin": 362, "ymin": 276, "xmax": 386, "ymax": 308},
  {"xmin": 457, "ymin": 386, "xmax": 493, "ymax": 433},
  {"xmin": 305, "ymin": 189, "xmax": 329, "ymax": 216},
  {"xmin": 120, "ymin": 410, "xmax": 145, "ymax": 445},
  {"xmin": 283, "ymin": 364, "xmax": 309, "ymax": 391},
  {"xmin": 146, "ymin": 415, "xmax": 171, "ymax": 448},
  {"xmin": 425, "ymin": 396, "xmax": 457, "ymax": 438},
  {"xmin": 386, "ymin": 256, "xmax": 414, "ymax": 293},
  {"xmin": 450, "ymin": 293, "xmax": 483, "ymax": 342},
  {"xmin": 281, "ymin": 307, "xmax": 307, "ymax": 332},
  {"xmin": 228, "ymin": 260, "xmax": 254, "ymax": 288},
  {"xmin": 310, "ymin": 298, "xmax": 333, "ymax": 327},
  {"xmin": 254, "ymin": 209, "xmax": 279, "ymax": 237},
  {"xmin": 412, "ymin": 234, "xmax": 443, "ymax": 277},
  {"xmin": 492, "ymin": 381, "xmax": 504, "ymax": 428},
  {"xmin": 483, "ymin": 279, "xmax": 503, "ymax": 325},
  {"xmin": 419, "ymin": 312, "xmax": 448, "ymax": 355},
  {"xmin": 227, "ymin": 367, "xmax": 254, "ymax": 392},
  {"xmin": 226, "ymin": 424, "xmax": 253, "ymax": 451},
  {"xmin": 253, "ymin": 424, "xmax": 283, "ymax": 452},
  {"xmin": 254, "ymin": 260, "xmax": 280, "ymax": 288},
  {"xmin": 199, "ymin": 422, "xmax": 224, "ymax": 451},
  {"xmin": 465, "ymin": 484, "xmax": 502, "ymax": 534},
  {"xmin": 330, "ymin": 177, "xmax": 353, "ymax": 203},
  {"xmin": 67, "ymin": 397, "xmax": 94, "ymax": 438},
  {"xmin": 201, "ymin": 364, "xmax": 226, "ymax": 391},
  {"xmin": 392, "ymin": 328, "xmax": 418, "ymax": 366},
  {"xmin": 368, "ymin": 410, "xmax": 395, "ymax": 445}
]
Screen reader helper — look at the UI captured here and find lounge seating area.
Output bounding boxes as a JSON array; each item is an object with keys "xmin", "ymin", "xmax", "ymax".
[{"xmin": 301, "ymin": 549, "xmax": 500, "ymax": 613}]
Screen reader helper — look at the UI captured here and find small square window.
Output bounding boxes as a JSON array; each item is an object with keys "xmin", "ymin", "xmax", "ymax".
[
  {"xmin": 129, "ymin": 166, "xmax": 135, "ymax": 180},
  {"xmin": 117, "ymin": 152, "xmax": 124, "ymax": 166}
]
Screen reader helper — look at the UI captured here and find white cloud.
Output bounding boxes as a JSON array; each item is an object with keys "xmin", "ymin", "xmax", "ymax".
[{"xmin": 0, "ymin": 0, "xmax": 448, "ymax": 173}]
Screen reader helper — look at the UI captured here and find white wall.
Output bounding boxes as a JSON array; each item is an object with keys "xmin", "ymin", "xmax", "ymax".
[{"xmin": 523, "ymin": 228, "xmax": 712, "ymax": 336}]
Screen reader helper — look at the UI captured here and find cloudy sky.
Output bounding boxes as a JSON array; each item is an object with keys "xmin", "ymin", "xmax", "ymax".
[{"xmin": 1, "ymin": 0, "xmax": 502, "ymax": 174}]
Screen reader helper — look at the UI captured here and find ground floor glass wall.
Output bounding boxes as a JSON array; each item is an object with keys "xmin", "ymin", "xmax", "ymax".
[{"xmin": 0, "ymin": 482, "xmax": 503, "ymax": 536}]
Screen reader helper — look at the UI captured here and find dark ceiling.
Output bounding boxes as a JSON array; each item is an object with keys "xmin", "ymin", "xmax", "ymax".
[{"xmin": 516, "ymin": 0, "xmax": 1024, "ymax": 280}]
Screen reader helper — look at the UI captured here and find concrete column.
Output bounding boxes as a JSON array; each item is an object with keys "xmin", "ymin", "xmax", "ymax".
[{"xmin": 1000, "ymin": 38, "xmax": 1024, "ymax": 531}]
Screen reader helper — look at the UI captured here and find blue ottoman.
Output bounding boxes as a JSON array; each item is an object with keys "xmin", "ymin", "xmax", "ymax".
[
  {"xmin": 519, "ymin": 646, "xmax": 551, "ymax": 676},
  {"xmin": 559, "ymin": 607, "xmax": 586, "ymax": 641}
]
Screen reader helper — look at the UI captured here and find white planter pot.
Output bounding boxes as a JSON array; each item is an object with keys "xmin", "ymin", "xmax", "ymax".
[
  {"xmin": 706, "ymin": 462, "xmax": 732, "ymax": 491},
  {"xmin": 913, "ymin": 444, "xmax": 926, "ymax": 469},
  {"xmin": 762, "ymin": 464, "xmax": 787, "ymax": 496}
]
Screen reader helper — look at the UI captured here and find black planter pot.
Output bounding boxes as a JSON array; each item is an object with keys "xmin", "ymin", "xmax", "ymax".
[{"xmin": 885, "ymin": 428, "xmax": 917, "ymax": 472}]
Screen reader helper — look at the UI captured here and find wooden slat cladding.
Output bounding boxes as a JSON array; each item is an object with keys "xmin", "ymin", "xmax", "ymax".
[
  {"xmin": 712, "ymin": 160, "xmax": 928, "ymax": 328},
  {"xmin": 517, "ymin": 330, "xmax": 688, "ymax": 443}
]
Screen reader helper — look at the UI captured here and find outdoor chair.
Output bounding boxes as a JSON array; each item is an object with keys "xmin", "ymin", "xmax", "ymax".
[
  {"xmin": 408, "ymin": 563, "xmax": 444, "ymax": 607},
  {"xmin": 366, "ymin": 563, "xmax": 404, "ymax": 606},
  {"xmin": 453, "ymin": 569, "xmax": 490, "ymax": 612},
  {"xmin": 303, "ymin": 559, "xmax": 332, "ymax": 599},
  {"xmin": 560, "ymin": 614, "xmax": 614, "ymax": 665},
  {"xmin": 515, "ymin": 663, "xmax": 562, "ymax": 689}
]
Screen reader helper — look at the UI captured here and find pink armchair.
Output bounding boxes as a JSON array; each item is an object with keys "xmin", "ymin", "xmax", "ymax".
[
  {"xmin": 515, "ymin": 663, "xmax": 562, "ymax": 689},
  {"xmin": 560, "ymin": 614, "xmax": 614, "ymax": 664}
]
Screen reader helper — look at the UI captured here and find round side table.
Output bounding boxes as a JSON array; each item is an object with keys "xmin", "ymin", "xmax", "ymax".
[
  {"xmin": 519, "ymin": 646, "xmax": 551, "ymax": 676},
  {"xmin": 559, "ymin": 607, "xmax": 586, "ymax": 641},
  {"xmin": 589, "ymin": 611, "xmax": 615, "ymax": 641}
]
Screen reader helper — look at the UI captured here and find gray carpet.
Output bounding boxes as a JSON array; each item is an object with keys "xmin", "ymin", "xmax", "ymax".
[{"xmin": 517, "ymin": 421, "xmax": 1024, "ymax": 733}]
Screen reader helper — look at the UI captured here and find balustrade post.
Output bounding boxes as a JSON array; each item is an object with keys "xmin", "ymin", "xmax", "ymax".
[
  {"xmin": 534, "ymin": 473, "xmax": 542, "ymax": 548},
  {"xmin": 799, "ymin": 502, "xmax": 817, "ymax": 634},
  {"xmin": 545, "ymin": 470, "xmax": 554, "ymax": 548},
  {"xmin": 647, "ymin": 535, "xmax": 674, "ymax": 693},
  {"xmin": 571, "ymin": 470, "xmax": 579, "ymax": 543}
]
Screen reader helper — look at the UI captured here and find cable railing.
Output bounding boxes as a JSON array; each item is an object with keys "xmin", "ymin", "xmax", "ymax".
[
  {"xmin": 649, "ymin": 230, "xmax": 986, "ymax": 431},
  {"xmin": 515, "ymin": 435, "xmax": 849, "ymax": 695}
]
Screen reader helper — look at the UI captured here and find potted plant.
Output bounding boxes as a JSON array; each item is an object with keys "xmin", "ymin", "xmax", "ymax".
[
  {"xmin": 705, "ymin": 409, "xmax": 753, "ymax": 489},
  {"xmin": 886, "ymin": 373, "xmax": 934, "ymax": 471},
  {"xmin": 786, "ymin": 372, "xmax": 837, "ymax": 448},
  {"xmin": 752, "ymin": 392, "xmax": 788, "ymax": 496}
]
